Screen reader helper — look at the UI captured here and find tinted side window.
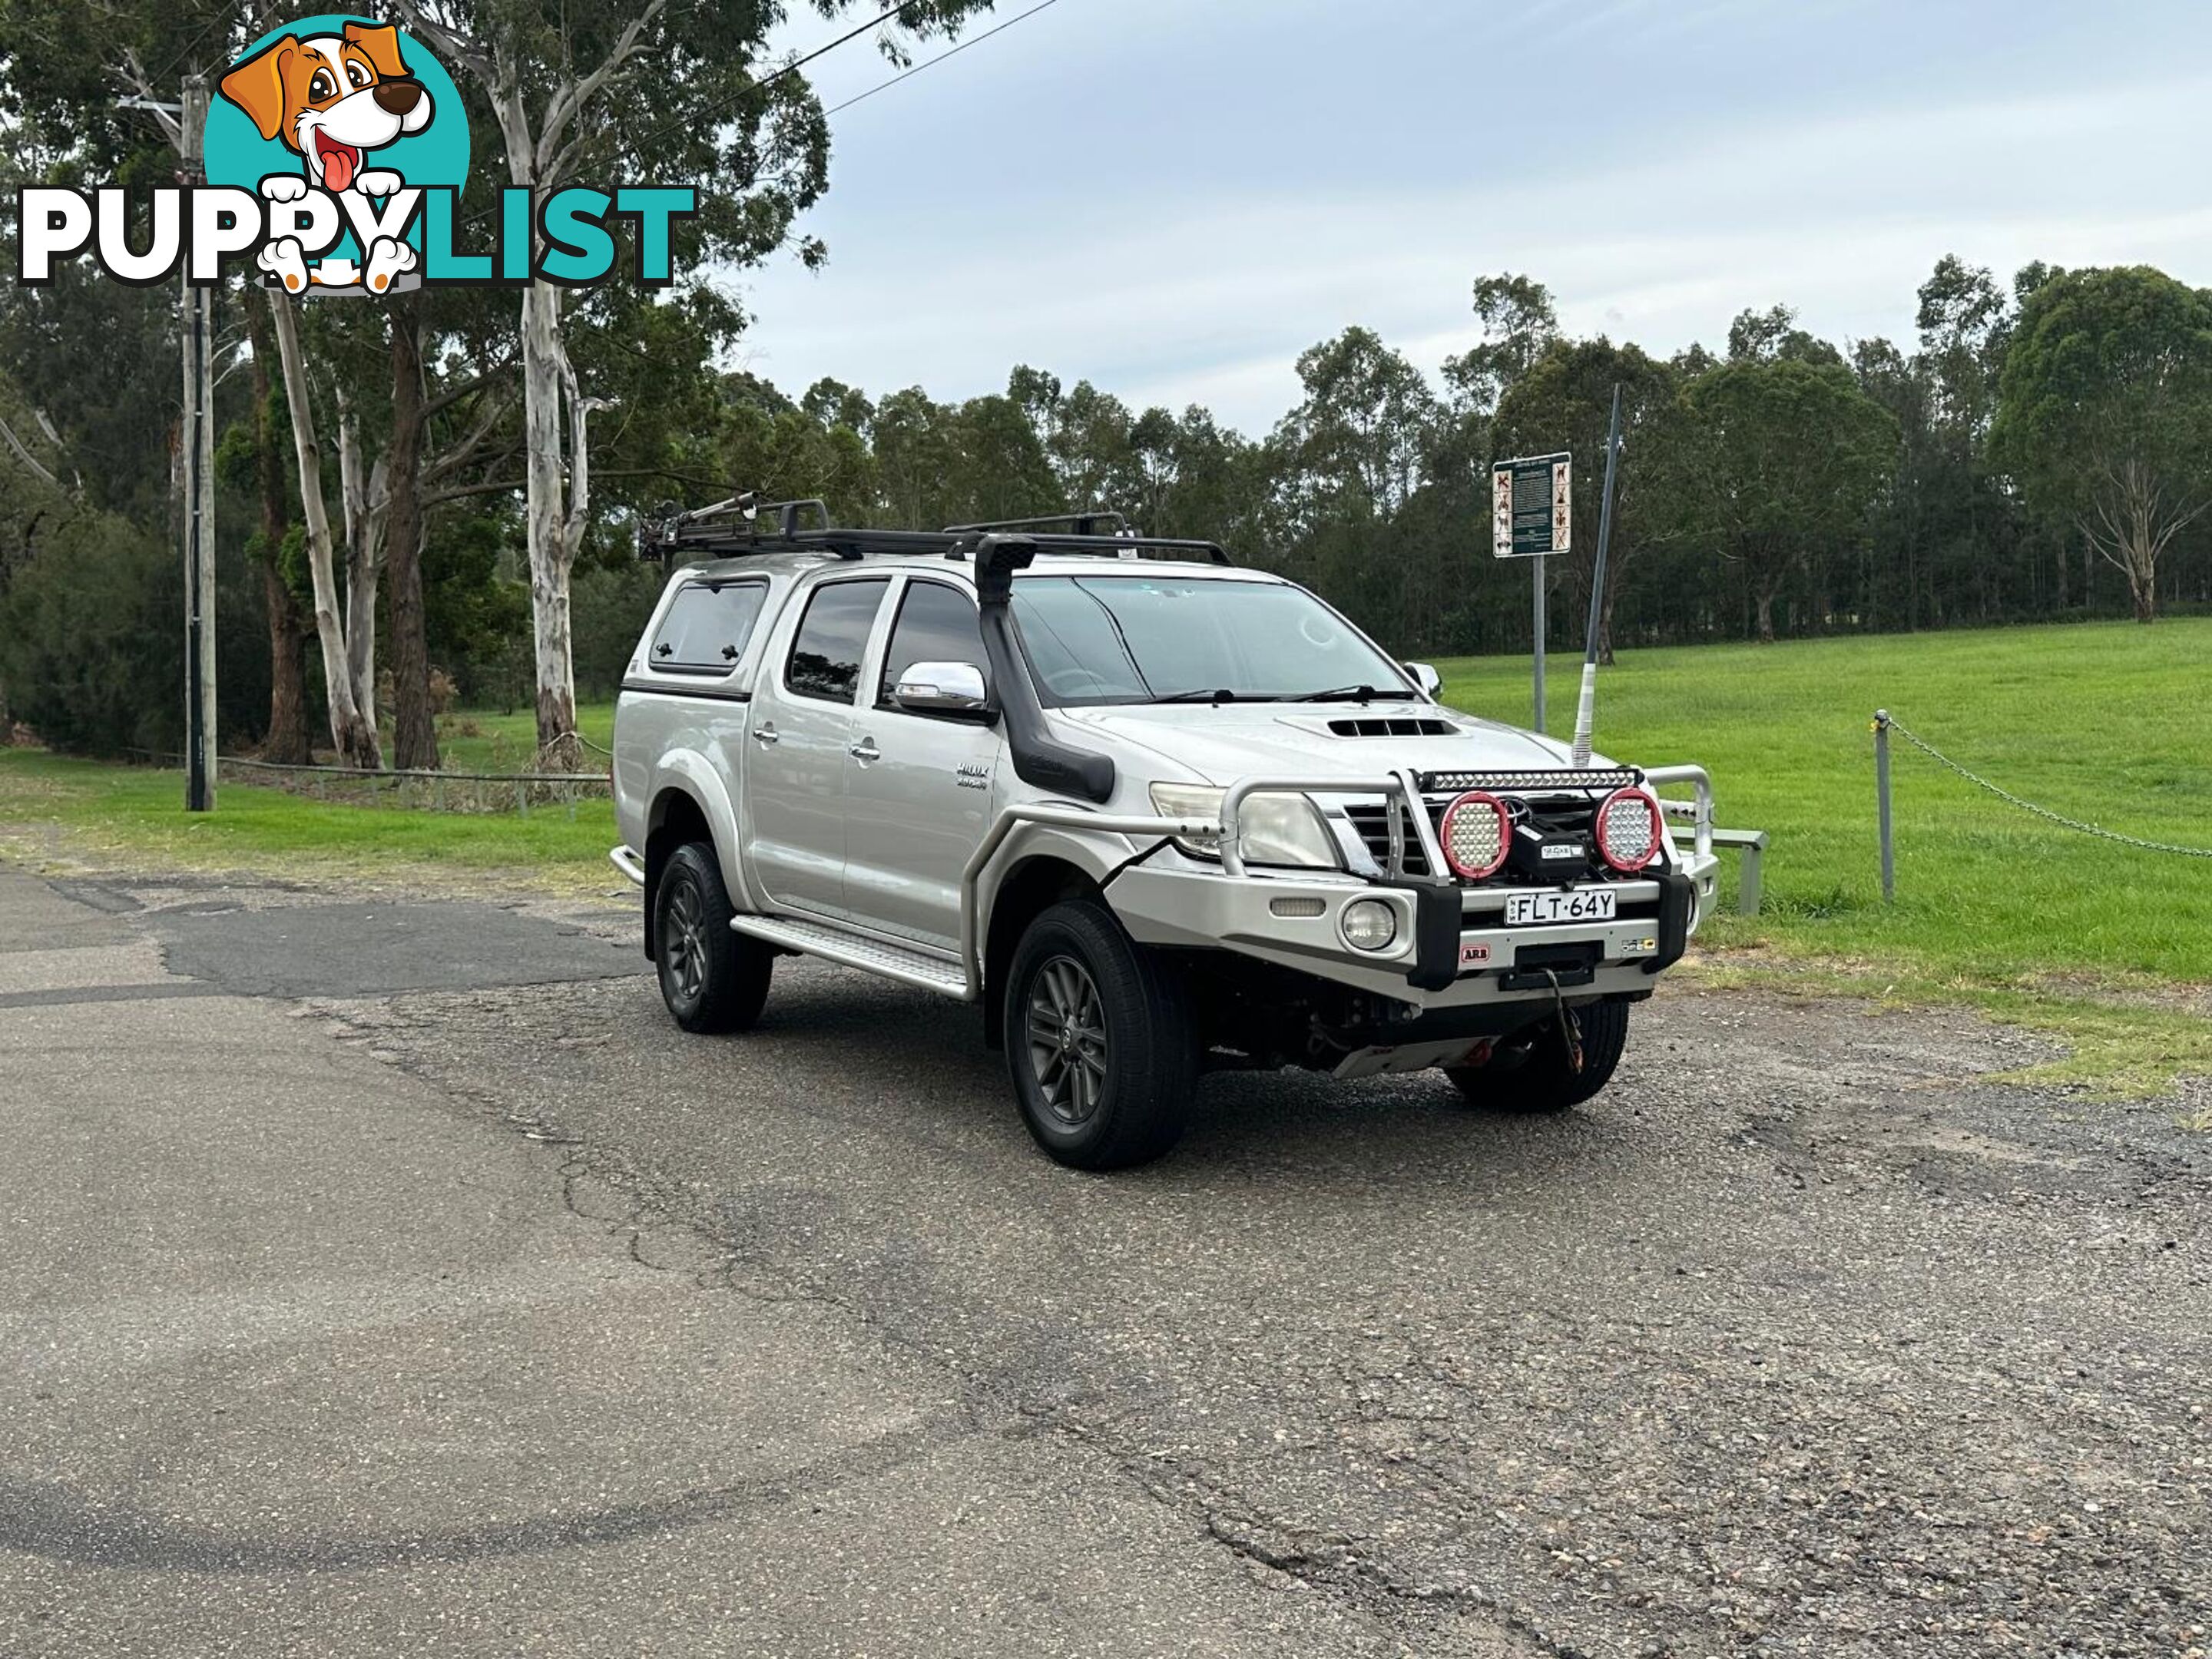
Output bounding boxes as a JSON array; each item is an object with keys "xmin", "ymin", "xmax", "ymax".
[
  {"xmin": 880, "ymin": 582, "xmax": 988, "ymax": 704},
  {"xmin": 650, "ymin": 581, "xmax": 768, "ymax": 674},
  {"xmin": 785, "ymin": 579, "xmax": 890, "ymax": 704}
]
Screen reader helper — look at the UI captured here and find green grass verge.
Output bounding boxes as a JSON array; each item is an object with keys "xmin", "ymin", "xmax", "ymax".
[{"xmin": 0, "ymin": 748, "xmax": 615, "ymax": 894}]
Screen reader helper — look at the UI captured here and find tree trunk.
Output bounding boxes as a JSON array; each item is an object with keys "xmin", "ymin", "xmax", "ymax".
[
  {"xmin": 1753, "ymin": 587, "xmax": 1777, "ymax": 644},
  {"xmin": 260, "ymin": 561, "xmax": 312, "ymax": 763},
  {"xmin": 2130, "ymin": 566, "xmax": 2157, "ymax": 623},
  {"xmin": 269, "ymin": 289, "xmax": 382, "ymax": 770},
  {"xmin": 247, "ymin": 292, "xmax": 313, "ymax": 765},
  {"xmin": 337, "ymin": 397, "xmax": 382, "ymax": 731},
  {"xmin": 522, "ymin": 278, "xmax": 578, "ymax": 760},
  {"xmin": 386, "ymin": 293, "xmax": 439, "ymax": 770}
]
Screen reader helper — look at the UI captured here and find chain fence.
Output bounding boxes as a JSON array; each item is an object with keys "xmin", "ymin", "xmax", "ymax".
[{"xmin": 1876, "ymin": 712, "xmax": 2212, "ymax": 860}]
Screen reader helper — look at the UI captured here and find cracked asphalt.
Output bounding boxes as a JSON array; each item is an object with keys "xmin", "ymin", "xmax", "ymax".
[{"xmin": 2, "ymin": 866, "xmax": 2207, "ymax": 1657}]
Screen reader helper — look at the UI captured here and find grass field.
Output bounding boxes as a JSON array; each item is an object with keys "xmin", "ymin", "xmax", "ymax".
[
  {"xmin": 1439, "ymin": 617, "xmax": 2212, "ymax": 988},
  {"xmin": 1435, "ymin": 618, "xmax": 2212, "ymax": 1097},
  {"xmin": 3, "ymin": 617, "xmax": 2209, "ymax": 1092},
  {"xmin": 431, "ymin": 704, "xmax": 617, "ymax": 773}
]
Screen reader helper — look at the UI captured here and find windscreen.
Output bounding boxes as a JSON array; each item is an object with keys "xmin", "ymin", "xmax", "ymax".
[{"xmin": 1010, "ymin": 575, "xmax": 1407, "ymax": 707}]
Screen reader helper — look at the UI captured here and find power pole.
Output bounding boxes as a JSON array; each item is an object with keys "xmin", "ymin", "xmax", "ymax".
[
  {"xmin": 180, "ymin": 75, "xmax": 217, "ymax": 811},
  {"xmin": 121, "ymin": 71, "xmax": 217, "ymax": 810}
]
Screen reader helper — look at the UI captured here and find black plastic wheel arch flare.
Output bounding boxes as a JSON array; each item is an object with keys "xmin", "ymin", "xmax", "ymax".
[
  {"xmin": 1439, "ymin": 790, "xmax": 1512, "ymax": 881},
  {"xmin": 1596, "ymin": 786, "xmax": 1665, "ymax": 873}
]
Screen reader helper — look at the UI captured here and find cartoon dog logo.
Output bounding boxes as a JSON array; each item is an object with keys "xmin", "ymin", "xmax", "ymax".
[{"xmin": 219, "ymin": 22, "xmax": 434, "ymax": 295}]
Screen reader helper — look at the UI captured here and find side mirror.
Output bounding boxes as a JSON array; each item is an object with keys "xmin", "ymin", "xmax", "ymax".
[
  {"xmin": 892, "ymin": 661, "xmax": 991, "ymax": 715},
  {"xmin": 1404, "ymin": 662, "xmax": 1442, "ymax": 699}
]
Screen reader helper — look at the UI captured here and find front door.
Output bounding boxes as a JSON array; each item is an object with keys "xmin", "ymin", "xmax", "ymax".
[
  {"xmin": 843, "ymin": 577, "xmax": 1003, "ymax": 952},
  {"xmin": 745, "ymin": 575, "xmax": 892, "ymax": 919}
]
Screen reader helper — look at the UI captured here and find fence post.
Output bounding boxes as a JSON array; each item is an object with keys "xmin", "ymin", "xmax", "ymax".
[{"xmin": 1873, "ymin": 709, "xmax": 1895, "ymax": 904}]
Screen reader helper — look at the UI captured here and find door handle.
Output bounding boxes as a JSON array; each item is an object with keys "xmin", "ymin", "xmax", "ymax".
[
  {"xmin": 849, "ymin": 737, "xmax": 880, "ymax": 763},
  {"xmin": 752, "ymin": 723, "xmax": 780, "ymax": 747}
]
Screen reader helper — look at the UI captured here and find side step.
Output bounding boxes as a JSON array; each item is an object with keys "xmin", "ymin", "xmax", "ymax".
[{"xmin": 731, "ymin": 915, "xmax": 972, "ymax": 1002}]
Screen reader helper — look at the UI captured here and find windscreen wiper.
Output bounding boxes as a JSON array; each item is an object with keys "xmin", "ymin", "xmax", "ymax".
[
  {"xmin": 1151, "ymin": 687, "xmax": 1245, "ymax": 704},
  {"xmin": 1284, "ymin": 684, "xmax": 1419, "ymax": 703}
]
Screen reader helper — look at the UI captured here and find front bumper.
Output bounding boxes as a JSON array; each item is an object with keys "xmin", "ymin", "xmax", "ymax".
[{"xmin": 1108, "ymin": 852, "xmax": 1721, "ymax": 1009}]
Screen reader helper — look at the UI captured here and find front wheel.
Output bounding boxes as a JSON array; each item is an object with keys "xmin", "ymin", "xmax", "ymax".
[
  {"xmin": 1442, "ymin": 998, "xmax": 1630, "ymax": 1114},
  {"xmin": 655, "ymin": 843, "xmax": 773, "ymax": 1034},
  {"xmin": 1004, "ymin": 900, "xmax": 1197, "ymax": 1171}
]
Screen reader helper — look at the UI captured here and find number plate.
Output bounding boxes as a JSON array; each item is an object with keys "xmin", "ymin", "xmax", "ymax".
[{"xmin": 1504, "ymin": 888, "xmax": 1618, "ymax": 927}]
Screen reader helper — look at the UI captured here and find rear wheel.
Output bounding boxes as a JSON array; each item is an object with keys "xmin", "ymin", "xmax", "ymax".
[
  {"xmin": 1442, "ymin": 999, "xmax": 1629, "ymax": 1114},
  {"xmin": 655, "ymin": 843, "xmax": 773, "ymax": 1034},
  {"xmin": 1005, "ymin": 900, "xmax": 1196, "ymax": 1171}
]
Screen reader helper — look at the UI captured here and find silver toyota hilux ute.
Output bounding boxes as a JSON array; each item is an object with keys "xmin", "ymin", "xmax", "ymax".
[{"xmin": 611, "ymin": 502, "xmax": 1722, "ymax": 1171}]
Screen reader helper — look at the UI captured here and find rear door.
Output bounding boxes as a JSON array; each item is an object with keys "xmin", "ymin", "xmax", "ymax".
[
  {"xmin": 744, "ymin": 575, "xmax": 892, "ymax": 919},
  {"xmin": 843, "ymin": 576, "xmax": 1004, "ymax": 950}
]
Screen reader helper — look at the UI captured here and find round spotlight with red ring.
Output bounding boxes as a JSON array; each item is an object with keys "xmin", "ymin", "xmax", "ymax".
[
  {"xmin": 1595, "ymin": 786, "xmax": 1664, "ymax": 873},
  {"xmin": 1439, "ymin": 790, "xmax": 1512, "ymax": 880}
]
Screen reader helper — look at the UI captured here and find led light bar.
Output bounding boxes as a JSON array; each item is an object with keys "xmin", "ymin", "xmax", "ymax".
[{"xmin": 1419, "ymin": 768, "xmax": 1640, "ymax": 795}]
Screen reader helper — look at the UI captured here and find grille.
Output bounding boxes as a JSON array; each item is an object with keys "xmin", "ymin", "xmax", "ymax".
[{"xmin": 1343, "ymin": 793, "xmax": 1621, "ymax": 882}]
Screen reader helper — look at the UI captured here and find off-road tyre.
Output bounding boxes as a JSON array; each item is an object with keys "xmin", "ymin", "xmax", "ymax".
[
  {"xmin": 1004, "ymin": 900, "xmax": 1197, "ymax": 1171},
  {"xmin": 1443, "ymin": 998, "xmax": 1630, "ymax": 1114},
  {"xmin": 655, "ymin": 843, "xmax": 773, "ymax": 1035}
]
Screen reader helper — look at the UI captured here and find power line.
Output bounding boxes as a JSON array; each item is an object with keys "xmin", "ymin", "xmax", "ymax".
[
  {"xmin": 826, "ymin": 0, "xmax": 1061, "ymax": 114},
  {"xmin": 774, "ymin": 0, "xmax": 938, "ymax": 90},
  {"xmin": 455, "ymin": 0, "xmax": 944, "ymax": 232}
]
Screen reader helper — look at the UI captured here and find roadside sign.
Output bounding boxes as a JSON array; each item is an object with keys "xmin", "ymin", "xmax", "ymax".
[{"xmin": 1491, "ymin": 452, "xmax": 1571, "ymax": 559}]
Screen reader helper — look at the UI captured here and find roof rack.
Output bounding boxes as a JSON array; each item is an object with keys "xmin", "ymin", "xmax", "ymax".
[{"xmin": 638, "ymin": 494, "xmax": 1233, "ymax": 567}]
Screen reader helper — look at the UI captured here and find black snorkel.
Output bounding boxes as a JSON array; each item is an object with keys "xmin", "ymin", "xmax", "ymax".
[{"xmin": 972, "ymin": 535, "xmax": 1117, "ymax": 805}]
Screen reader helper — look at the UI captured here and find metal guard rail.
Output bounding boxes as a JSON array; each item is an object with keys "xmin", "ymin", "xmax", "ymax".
[{"xmin": 1642, "ymin": 764, "xmax": 1715, "ymax": 861}]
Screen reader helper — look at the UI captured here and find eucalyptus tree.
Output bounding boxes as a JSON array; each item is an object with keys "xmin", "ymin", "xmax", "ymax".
[
  {"xmin": 387, "ymin": 0, "xmax": 997, "ymax": 757},
  {"xmin": 1991, "ymin": 265, "xmax": 2212, "ymax": 624},
  {"xmin": 1442, "ymin": 273, "xmax": 1558, "ymax": 417},
  {"xmin": 1679, "ymin": 356, "xmax": 1899, "ymax": 643},
  {"xmin": 1269, "ymin": 327, "xmax": 1444, "ymax": 644}
]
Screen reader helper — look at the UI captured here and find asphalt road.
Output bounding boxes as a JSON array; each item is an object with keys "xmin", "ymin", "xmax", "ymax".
[{"xmin": 2, "ymin": 866, "xmax": 2207, "ymax": 1658}]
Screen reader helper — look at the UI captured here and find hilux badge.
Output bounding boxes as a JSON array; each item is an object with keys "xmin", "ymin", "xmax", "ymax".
[{"xmin": 956, "ymin": 762, "xmax": 992, "ymax": 791}]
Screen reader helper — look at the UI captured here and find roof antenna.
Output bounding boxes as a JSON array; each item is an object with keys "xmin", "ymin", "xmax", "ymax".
[{"xmin": 1571, "ymin": 383, "xmax": 1623, "ymax": 770}]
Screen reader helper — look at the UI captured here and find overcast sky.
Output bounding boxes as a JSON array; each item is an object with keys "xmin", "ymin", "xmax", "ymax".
[{"xmin": 731, "ymin": 0, "xmax": 2212, "ymax": 435}]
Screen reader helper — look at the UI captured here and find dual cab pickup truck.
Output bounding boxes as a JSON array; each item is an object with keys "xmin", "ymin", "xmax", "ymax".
[{"xmin": 612, "ymin": 501, "xmax": 1720, "ymax": 1170}]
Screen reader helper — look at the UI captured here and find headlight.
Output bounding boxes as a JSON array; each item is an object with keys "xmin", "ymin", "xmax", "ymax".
[{"xmin": 1149, "ymin": 783, "xmax": 1339, "ymax": 869}]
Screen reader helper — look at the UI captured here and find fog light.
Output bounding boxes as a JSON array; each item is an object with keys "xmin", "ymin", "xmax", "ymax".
[
  {"xmin": 1341, "ymin": 899, "xmax": 1399, "ymax": 952},
  {"xmin": 1270, "ymin": 896, "xmax": 1327, "ymax": 919}
]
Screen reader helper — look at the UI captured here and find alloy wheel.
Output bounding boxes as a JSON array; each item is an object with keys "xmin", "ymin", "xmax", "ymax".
[
  {"xmin": 1025, "ymin": 954, "xmax": 1109, "ymax": 1126},
  {"xmin": 662, "ymin": 877, "xmax": 707, "ymax": 1004}
]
